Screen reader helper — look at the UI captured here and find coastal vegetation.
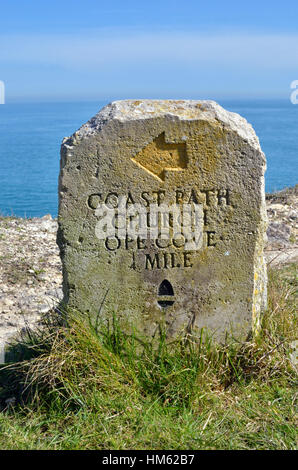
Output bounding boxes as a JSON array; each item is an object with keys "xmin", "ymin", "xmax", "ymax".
[{"xmin": 0, "ymin": 264, "xmax": 296, "ymax": 450}]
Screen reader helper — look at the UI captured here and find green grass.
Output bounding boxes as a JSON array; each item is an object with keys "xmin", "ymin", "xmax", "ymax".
[{"xmin": 0, "ymin": 265, "xmax": 297, "ymax": 450}]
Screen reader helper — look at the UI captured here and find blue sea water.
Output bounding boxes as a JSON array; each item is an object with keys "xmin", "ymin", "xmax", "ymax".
[{"xmin": 0, "ymin": 99, "xmax": 297, "ymax": 218}]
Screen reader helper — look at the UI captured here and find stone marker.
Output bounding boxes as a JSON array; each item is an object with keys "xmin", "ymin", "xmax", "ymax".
[{"xmin": 58, "ymin": 100, "xmax": 267, "ymax": 340}]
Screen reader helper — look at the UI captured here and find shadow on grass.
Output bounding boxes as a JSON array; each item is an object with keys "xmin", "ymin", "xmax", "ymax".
[{"xmin": 0, "ymin": 310, "xmax": 67, "ymax": 409}]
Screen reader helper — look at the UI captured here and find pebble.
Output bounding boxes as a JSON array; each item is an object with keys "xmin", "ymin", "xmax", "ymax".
[{"xmin": 39, "ymin": 304, "xmax": 51, "ymax": 314}]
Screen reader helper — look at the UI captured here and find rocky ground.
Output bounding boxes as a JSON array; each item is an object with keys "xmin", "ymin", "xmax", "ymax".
[
  {"xmin": 0, "ymin": 186, "xmax": 297, "ymax": 353},
  {"xmin": 0, "ymin": 215, "xmax": 62, "ymax": 352},
  {"xmin": 265, "ymin": 185, "xmax": 298, "ymax": 266}
]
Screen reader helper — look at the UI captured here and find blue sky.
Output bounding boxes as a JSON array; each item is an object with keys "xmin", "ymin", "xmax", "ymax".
[{"xmin": 1, "ymin": 0, "xmax": 298, "ymax": 101}]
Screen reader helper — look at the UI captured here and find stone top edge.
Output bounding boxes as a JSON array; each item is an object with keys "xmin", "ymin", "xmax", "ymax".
[{"xmin": 63, "ymin": 99, "xmax": 263, "ymax": 154}]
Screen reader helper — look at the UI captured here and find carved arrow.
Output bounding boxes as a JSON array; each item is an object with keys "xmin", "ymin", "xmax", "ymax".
[{"xmin": 131, "ymin": 132, "xmax": 188, "ymax": 181}]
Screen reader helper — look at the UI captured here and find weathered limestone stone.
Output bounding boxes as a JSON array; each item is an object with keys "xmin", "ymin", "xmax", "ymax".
[{"xmin": 58, "ymin": 100, "xmax": 267, "ymax": 340}]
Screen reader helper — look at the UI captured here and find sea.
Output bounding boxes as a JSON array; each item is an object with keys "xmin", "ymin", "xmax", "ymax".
[{"xmin": 0, "ymin": 99, "xmax": 297, "ymax": 218}]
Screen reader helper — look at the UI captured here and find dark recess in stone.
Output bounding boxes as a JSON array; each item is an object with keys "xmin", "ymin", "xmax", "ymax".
[
  {"xmin": 158, "ymin": 280, "xmax": 175, "ymax": 308},
  {"xmin": 158, "ymin": 280, "xmax": 174, "ymax": 296}
]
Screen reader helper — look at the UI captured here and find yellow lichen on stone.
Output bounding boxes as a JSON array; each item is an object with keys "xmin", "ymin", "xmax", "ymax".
[{"xmin": 131, "ymin": 132, "xmax": 188, "ymax": 181}]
